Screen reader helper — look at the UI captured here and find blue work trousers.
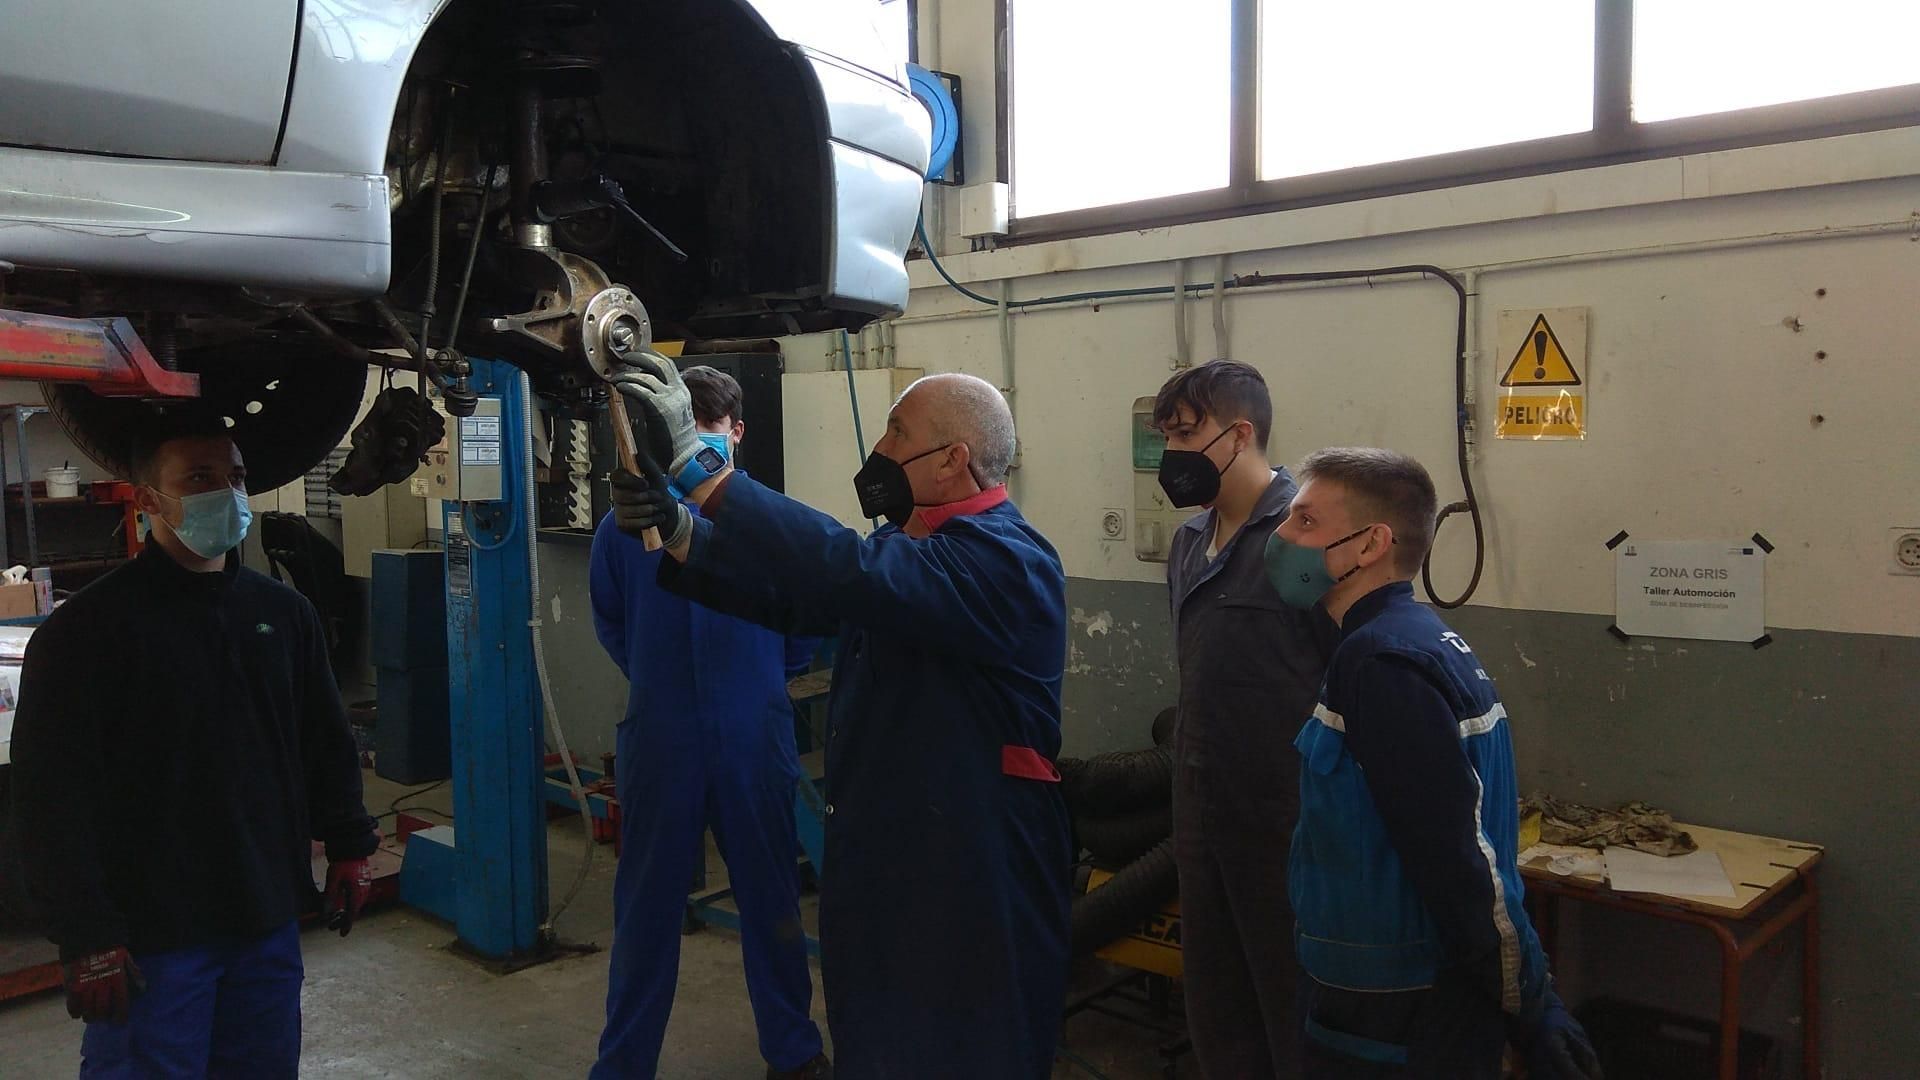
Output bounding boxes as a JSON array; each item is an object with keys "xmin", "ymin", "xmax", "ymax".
[
  {"xmin": 592, "ymin": 716, "xmax": 821, "ymax": 1078},
  {"xmin": 1298, "ymin": 974, "xmax": 1506, "ymax": 1079},
  {"xmin": 79, "ymin": 920, "xmax": 302, "ymax": 1079}
]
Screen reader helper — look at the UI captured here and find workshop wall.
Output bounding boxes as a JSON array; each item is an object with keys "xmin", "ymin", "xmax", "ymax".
[{"xmin": 773, "ymin": 61, "xmax": 1919, "ymax": 1073}]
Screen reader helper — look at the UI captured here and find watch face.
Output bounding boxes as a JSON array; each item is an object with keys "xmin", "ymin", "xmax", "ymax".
[{"xmin": 695, "ymin": 446, "xmax": 725, "ymax": 473}]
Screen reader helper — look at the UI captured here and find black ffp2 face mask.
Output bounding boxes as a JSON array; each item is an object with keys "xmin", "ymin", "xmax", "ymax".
[
  {"xmin": 1157, "ymin": 425, "xmax": 1239, "ymax": 509},
  {"xmin": 853, "ymin": 443, "xmax": 950, "ymax": 526}
]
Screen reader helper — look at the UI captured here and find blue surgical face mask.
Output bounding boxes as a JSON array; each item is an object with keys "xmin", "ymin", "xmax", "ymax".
[
  {"xmin": 155, "ymin": 486, "xmax": 253, "ymax": 560},
  {"xmin": 696, "ymin": 431, "xmax": 733, "ymax": 464}
]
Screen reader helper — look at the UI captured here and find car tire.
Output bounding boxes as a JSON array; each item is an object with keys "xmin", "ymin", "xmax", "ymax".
[{"xmin": 45, "ymin": 339, "xmax": 370, "ymax": 494}]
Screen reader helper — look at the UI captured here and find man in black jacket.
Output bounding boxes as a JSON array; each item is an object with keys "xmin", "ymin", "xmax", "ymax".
[
  {"xmin": 10, "ymin": 419, "xmax": 378, "ymax": 1078},
  {"xmin": 1154, "ymin": 361, "xmax": 1336, "ymax": 1078}
]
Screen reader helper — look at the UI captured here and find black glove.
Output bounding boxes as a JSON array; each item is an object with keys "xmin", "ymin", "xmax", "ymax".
[
  {"xmin": 609, "ymin": 466, "xmax": 691, "ymax": 547},
  {"xmin": 1526, "ymin": 990, "xmax": 1603, "ymax": 1080}
]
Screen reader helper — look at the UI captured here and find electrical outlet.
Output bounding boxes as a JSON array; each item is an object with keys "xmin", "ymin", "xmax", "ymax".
[
  {"xmin": 1892, "ymin": 528, "xmax": 1920, "ymax": 575},
  {"xmin": 1101, "ymin": 509, "xmax": 1127, "ymax": 541}
]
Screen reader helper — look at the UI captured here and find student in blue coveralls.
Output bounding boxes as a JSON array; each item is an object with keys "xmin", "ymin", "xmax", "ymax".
[
  {"xmin": 605, "ymin": 355, "xmax": 1070, "ymax": 1080},
  {"xmin": 1266, "ymin": 447, "xmax": 1601, "ymax": 1080},
  {"xmin": 587, "ymin": 366, "xmax": 830, "ymax": 1080}
]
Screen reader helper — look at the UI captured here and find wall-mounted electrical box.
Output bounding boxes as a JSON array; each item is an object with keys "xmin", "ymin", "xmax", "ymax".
[
  {"xmin": 1131, "ymin": 396, "xmax": 1198, "ymax": 562},
  {"xmin": 409, "ymin": 396, "xmax": 504, "ymax": 503}
]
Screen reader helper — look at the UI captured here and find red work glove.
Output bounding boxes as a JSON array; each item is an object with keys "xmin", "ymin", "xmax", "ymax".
[
  {"xmin": 63, "ymin": 946, "xmax": 145, "ymax": 1024},
  {"xmin": 323, "ymin": 857, "xmax": 374, "ymax": 937}
]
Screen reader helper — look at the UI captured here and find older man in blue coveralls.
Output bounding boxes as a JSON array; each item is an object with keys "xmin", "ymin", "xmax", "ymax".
[
  {"xmin": 604, "ymin": 354, "xmax": 1071, "ymax": 1079},
  {"xmin": 588, "ymin": 366, "xmax": 830, "ymax": 1080}
]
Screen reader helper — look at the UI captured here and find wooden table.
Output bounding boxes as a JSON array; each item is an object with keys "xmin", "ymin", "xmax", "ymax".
[{"xmin": 1521, "ymin": 824, "xmax": 1823, "ymax": 1080}]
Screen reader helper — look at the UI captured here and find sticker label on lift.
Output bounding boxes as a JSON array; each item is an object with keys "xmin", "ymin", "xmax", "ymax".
[
  {"xmin": 446, "ymin": 510, "xmax": 471, "ymax": 598},
  {"xmin": 461, "ymin": 415, "xmax": 502, "ymax": 466}
]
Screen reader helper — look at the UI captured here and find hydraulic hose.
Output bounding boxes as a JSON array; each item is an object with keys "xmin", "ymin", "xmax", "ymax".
[{"xmin": 520, "ymin": 369, "xmax": 595, "ymax": 937}]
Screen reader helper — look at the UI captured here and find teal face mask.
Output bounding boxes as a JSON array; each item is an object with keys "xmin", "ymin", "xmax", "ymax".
[
  {"xmin": 157, "ymin": 486, "xmax": 253, "ymax": 560},
  {"xmin": 696, "ymin": 432, "xmax": 732, "ymax": 464},
  {"xmin": 1263, "ymin": 525, "xmax": 1375, "ymax": 610}
]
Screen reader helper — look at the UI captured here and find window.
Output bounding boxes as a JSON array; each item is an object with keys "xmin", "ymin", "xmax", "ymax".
[
  {"xmin": 1259, "ymin": 2, "xmax": 1593, "ymax": 180},
  {"xmin": 877, "ymin": 0, "xmax": 914, "ymax": 68},
  {"xmin": 1010, "ymin": 0, "xmax": 1232, "ymax": 217},
  {"xmin": 1632, "ymin": 1, "xmax": 1920, "ymax": 122},
  {"xmin": 1006, "ymin": 0, "xmax": 1920, "ymax": 231}
]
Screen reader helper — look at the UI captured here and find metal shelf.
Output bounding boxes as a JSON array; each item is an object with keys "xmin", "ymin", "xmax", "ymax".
[{"xmin": 0, "ymin": 406, "xmax": 52, "ymax": 567}]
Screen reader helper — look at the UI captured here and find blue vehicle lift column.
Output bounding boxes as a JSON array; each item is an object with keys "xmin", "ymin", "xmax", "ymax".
[{"xmin": 400, "ymin": 357, "xmax": 550, "ymax": 964}]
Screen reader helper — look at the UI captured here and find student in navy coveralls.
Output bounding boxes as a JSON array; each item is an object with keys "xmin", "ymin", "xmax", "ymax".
[{"xmin": 588, "ymin": 367, "xmax": 829, "ymax": 1080}]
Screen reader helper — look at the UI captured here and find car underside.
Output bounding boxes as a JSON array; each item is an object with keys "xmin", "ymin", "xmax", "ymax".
[{"xmin": 0, "ymin": 0, "xmax": 926, "ymax": 493}]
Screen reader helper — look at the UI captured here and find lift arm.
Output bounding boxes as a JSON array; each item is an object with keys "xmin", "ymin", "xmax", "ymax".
[{"xmin": 0, "ymin": 309, "xmax": 200, "ymax": 398}]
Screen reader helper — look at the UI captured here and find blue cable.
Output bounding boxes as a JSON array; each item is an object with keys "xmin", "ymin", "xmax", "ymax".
[
  {"xmin": 840, "ymin": 330, "xmax": 868, "ymax": 458},
  {"xmin": 840, "ymin": 330, "xmax": 879, "ymax": 529}
]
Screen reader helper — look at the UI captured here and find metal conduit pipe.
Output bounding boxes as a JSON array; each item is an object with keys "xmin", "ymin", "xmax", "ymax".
[{"xmin": 895, "ymin": 218, "xmax": 1917, "ymax": 329}]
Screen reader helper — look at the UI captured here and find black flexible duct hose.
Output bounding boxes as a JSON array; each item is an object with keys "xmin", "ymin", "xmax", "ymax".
[
  {"xmin": 1151, "ymin": 706, "xmax": 1176, "ymax": 747},
  {"xmin": 1075, "ymin": 803, "xmax": 1173, "ymax": 867},
  {"xmin": 1070, "ymin": 837, "xmax": 1177, "ymax": 957},
  {"xmin": 1059, "ymin": 746, "xmax": 1174, "ymax": 818}
]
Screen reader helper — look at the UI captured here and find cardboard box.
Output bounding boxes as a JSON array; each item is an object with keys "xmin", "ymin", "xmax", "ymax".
[{"xmin": 0, "ymin": 582, "xmax": 37, "ymax": 619}]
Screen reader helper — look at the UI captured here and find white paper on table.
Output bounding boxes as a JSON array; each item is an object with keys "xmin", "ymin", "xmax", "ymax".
[
  {"xmin": 1603, "ymin": 847, "xmax": 1736, "ymax": 898},
  {"xmin": 1520, "ymin": 843, "xmax": 1605, "ymax": 878}
]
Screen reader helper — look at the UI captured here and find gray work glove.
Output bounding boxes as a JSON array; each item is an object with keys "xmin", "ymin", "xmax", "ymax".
[{"xmin": 610, "ymin": 351, "xmax": 700, "ymax": 480}]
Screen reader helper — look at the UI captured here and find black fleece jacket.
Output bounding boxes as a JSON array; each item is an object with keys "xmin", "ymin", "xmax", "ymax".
[{"xmin": 9, "ymin": 545, "xmax": 377, "ymax": 959}]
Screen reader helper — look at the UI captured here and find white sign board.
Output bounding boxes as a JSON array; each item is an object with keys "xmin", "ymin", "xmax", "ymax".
[{"xmin": 1615, "ymin": 539, "xmax": 1766, "ymax": 642}]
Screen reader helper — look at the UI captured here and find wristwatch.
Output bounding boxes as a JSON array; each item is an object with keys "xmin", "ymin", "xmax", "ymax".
[{"xmin": 669, "ymin": 443, "xmax": 729, "ymax": 498}]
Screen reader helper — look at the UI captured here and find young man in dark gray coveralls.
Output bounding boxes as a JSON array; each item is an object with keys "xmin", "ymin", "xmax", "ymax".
[{"xmin": 1154, "ymin": 360, "xmax": 1336, "ymax": 1078}]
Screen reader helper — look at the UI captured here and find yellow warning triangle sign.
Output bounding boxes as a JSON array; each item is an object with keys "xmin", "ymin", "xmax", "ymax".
[{"xmin": 1499, "ymin": 314, "xmax": 1581, "ymax": 387}]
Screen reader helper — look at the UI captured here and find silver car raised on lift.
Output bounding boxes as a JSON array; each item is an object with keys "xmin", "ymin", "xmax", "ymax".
[{"xmin": 0, "ymin": 0, "xmax": 930, "ymax": 489}]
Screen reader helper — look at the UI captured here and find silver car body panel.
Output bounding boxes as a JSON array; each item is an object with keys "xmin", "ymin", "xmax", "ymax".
[
  {"xmin": 825, "ymin": 140, "xmax": 924, "ymax": 313},
  {"xmin": 805, "ymin": 49, "xmax": 933, "ymax": 176},
  {"xmin": 277, "ymin": 0, "xmax": 455, "ymax": 174},
  {"xmin": 730, "ymin": 0, "xmax": 904, "ymax": 86},
  {"xmin": 0, "ymin": 148, "xmax": 387, "ymax": 293},
  {"xmin": 0, "ymin": 0, "xmax": 926, "ymax": 319},
  {"xmin": 0, "ymin": 1, "xmax": 299, "ymax": 164}
]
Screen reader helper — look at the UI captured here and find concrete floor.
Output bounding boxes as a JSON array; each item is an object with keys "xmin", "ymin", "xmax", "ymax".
[{"xmin": 0, "ymin": 773, "xmax": 1179, "ymax": 1079}]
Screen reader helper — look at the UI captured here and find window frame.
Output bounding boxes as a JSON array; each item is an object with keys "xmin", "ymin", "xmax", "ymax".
[{"xmin": 1003, "ymin": 0, "xmax": 1920, "ymax": 241}]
